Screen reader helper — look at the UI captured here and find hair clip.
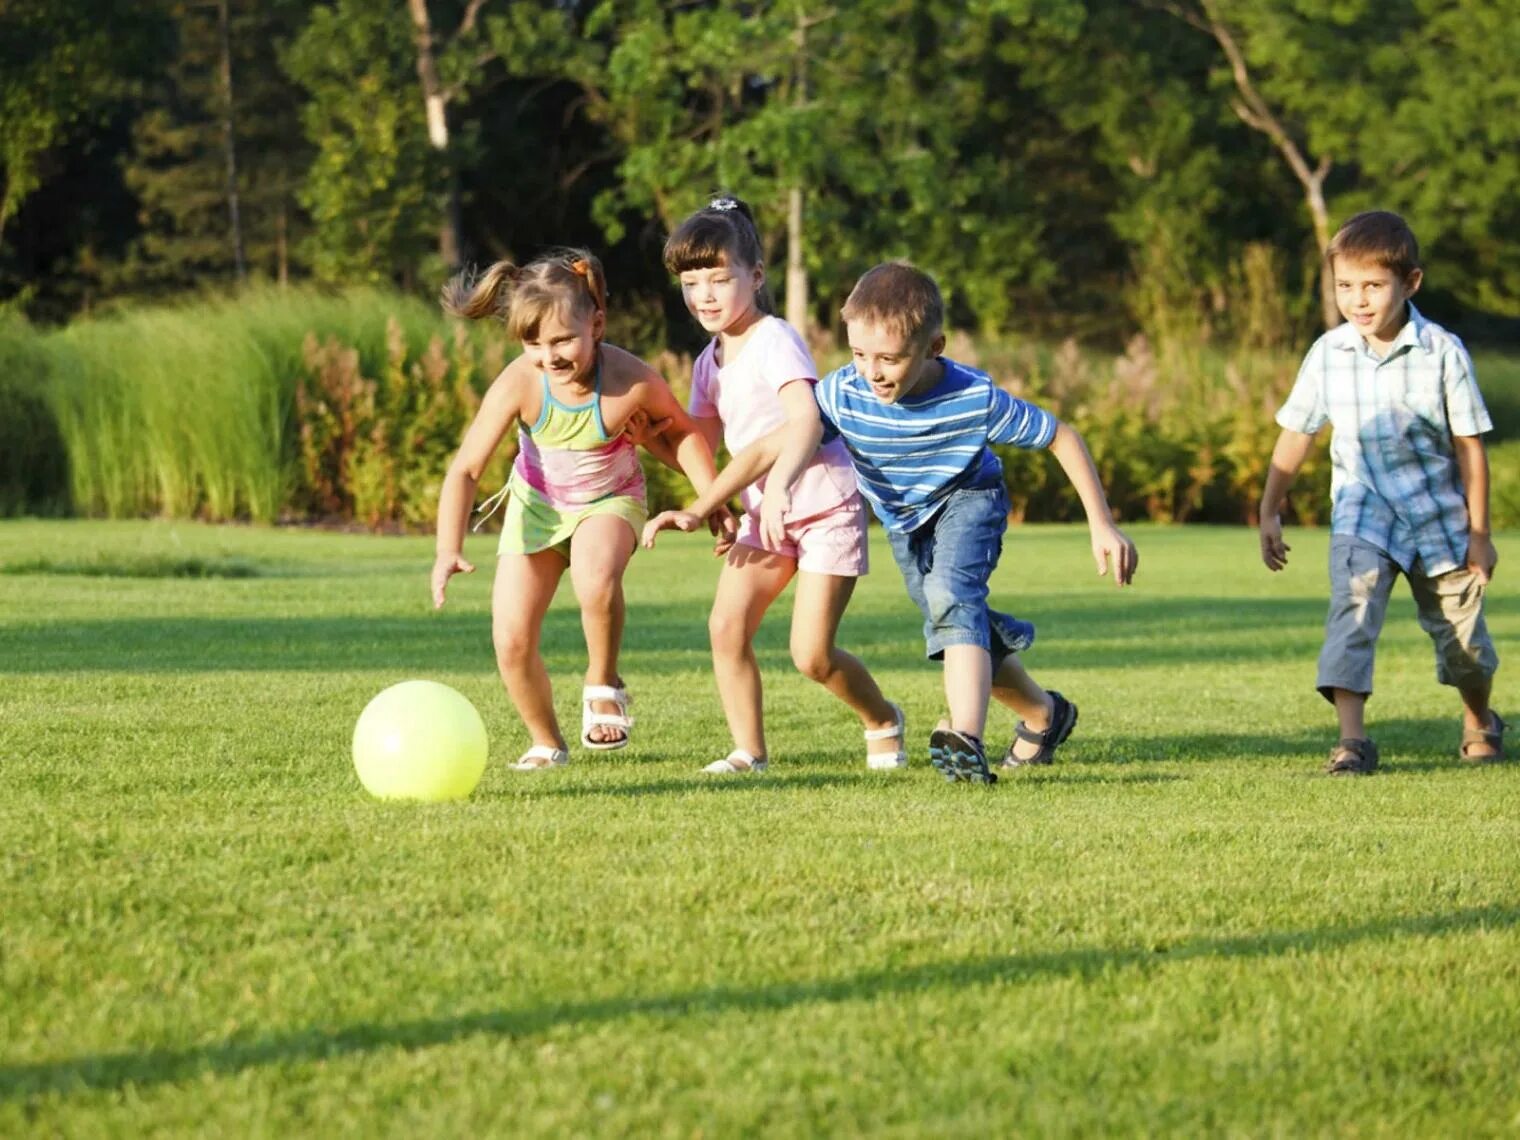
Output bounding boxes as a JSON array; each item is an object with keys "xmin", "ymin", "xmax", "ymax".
[{"xmin": 708, "ymin": 197, "xmax": 739, "ymax": 212}]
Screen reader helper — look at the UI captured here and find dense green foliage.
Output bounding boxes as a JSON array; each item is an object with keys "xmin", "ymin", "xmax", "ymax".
[
  {"xmin": 6, "ymin": 289, "xmax": 1520, "ymax": 527},
  {"xmin": 4, "ymin": 1, "xmax": 1519, "ymax": 342},
  {"xmin": 3, "ymin": 521, "xmax": 1519, "ymax": 1134}
]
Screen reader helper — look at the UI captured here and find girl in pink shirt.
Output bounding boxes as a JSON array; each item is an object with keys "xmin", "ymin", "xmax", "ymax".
[{"xmin": 646, "ymin": 197, "xmax": 904, "ymax": 774}]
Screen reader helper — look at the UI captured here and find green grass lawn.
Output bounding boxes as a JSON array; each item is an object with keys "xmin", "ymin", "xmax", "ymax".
[{"xmin": 2, "ymin": 519, "xmax": 1518, "ymax": 1137}]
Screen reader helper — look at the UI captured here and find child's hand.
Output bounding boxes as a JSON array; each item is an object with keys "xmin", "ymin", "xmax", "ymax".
[
  {"xmin": 1260, "ymin": 515, "xmax": 1290, "ymax": 572},
  {"xmin": 1090, "ymin": 520, "xmax": 1138, "ymax": 586},
  {"xmin": 431, "ymin": 552, "xmax": 475, "ymax": 609},
  {"xmin": 1467, "ymin": 532, "xmax": 1498, "ymax": 584},
  {"xmin": 759, "ymin": 488, "xmax": 790, "ymax": 549},
  {"xmin": 641, "ymin": 510, "xmax": 702, "ymax": 549},
  {"xmin": 621, "ymin": 408, "xmax": 673, "ymax": 446},
  {"xmin": 707, "ymin": 506, "xmax": 738, "ymax": 558}
]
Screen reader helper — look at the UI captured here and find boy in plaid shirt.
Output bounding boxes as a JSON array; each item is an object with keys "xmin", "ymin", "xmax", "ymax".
[{"xmin": 1259, "ymin": 210, "xmax": 1501, "ymax": 774}]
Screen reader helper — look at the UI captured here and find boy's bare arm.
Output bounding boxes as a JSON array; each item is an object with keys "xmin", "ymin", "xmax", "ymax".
[
  {"xmin": 1046, "ymin": 420, "xmax": 1137, "ymax": 586},
  {"xmin": 1258, "ymin": 429, "xmax": 1315, "ymax": 572},
  {"xmin": 1454, "ymin": 433, "xmax": 1497, "ymax": 583}
]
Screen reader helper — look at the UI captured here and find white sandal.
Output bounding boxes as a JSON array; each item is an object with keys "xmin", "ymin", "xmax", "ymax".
[
  {"xmin": 865, "ymin": 702, "xmax": 908, "ymax": 769},
  {"xmin": 511, "ymin": 745, "xmax": 569, "ymax": 771},
  {"xmin": 581, "ymin": 684, "xmax": 633, "ymax": 751},
  {"xmin": 702, "ymin": 749, "xmax": 767, "ymax": 774}
]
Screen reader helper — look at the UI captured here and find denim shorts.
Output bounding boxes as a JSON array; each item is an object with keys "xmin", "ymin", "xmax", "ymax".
[
  {"xmin": 887, "ymin": 481, "xmax": 1032, "ymax": 666},
  {"xmin": 1317, "ymin": 534, "xmax": 1498, "ymax": 699}
]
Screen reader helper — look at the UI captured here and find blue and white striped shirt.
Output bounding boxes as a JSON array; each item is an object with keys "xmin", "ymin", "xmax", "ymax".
[
  {"xmin": 816, "ymin": 358, "xmax": 1057, "ymax": 533},
  {"xmin": 1276, "ymin": 304, "xmax": 1492, "ymax": 575}
]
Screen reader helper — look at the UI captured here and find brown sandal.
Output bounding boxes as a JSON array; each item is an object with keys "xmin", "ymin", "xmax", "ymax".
[
  {"xmin": 1459, "ymin": 712, "xmax": 1506, "ymax": 763},
  {"xmin": 1326, "ymin": 737, "xmax": 1379, "ymax": 775}
]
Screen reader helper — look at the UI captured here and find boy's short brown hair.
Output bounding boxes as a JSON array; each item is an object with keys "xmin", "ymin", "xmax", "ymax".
[
  {"xmin": 840, "ymin": 262, "xmax": 944, "ymax": 347},
  {"xmin": 1326, "ymin": 210, "xmax": 1421, "ymax": 280}
]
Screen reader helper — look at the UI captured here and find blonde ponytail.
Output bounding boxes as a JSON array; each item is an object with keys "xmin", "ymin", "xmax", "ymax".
[{"xmin": 441, "ymin": 260, "xmax": 521, "ymax": 321}]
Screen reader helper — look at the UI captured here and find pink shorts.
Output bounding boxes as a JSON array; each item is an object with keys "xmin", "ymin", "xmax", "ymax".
[{"xmin": 735, "ymin": 493, "xmax": 869, "ymax": 577}]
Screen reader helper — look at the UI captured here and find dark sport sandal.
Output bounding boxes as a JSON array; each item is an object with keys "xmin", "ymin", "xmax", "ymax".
[
  {"xmin": 1002, "ymin": 691, "xmax": 1078, "ymax": 769},
  {"xmin": 1459, "ymin": 712, "xmax": 1506, "ymax": 763},
  {"xmin": 929, "ymin": 728, "xmax": 997, "ymax": 784},
  {"xmin": 1326, "ymin": 737, "xmax": 1379, "ymax": 775}
]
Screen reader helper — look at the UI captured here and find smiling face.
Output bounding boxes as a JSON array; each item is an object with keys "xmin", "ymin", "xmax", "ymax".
[
  {"xmin": 1332, "ymin": 254, "xmax": 1422, "ymax": 352},
  {"xmin": 847, "ymin": 320, "xmax": 946, "ymax": 405},
  {"xmin": 520, "ymin": 305, "xmax": 603, "ymax": 386},
  {"xmin": 678, "ymin": 254, "xmax": 764, "ymax": 337}
]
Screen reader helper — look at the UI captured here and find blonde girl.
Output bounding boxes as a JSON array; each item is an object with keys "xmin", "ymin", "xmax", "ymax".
[
  {"xmin": 643, "ymin": 197, "xmax": 905, "ymax": 773},
  {"xmin": 433, "ymin": 249, "xmax": 718, "ymax": 769}
]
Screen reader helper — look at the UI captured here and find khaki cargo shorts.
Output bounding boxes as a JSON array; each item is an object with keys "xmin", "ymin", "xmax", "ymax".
[{"xmin": 1317, "ymin": 534, "xmax": 1498, "ymax": 700}]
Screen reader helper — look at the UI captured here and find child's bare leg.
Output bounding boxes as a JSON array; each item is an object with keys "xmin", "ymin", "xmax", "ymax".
[
  {"xmin": 1331, "ymin": 687, "xmax": 1368, "ymax": 740},
  {"xmin": 942, "ymin": 644, "xmax": 993, "ymax": 740},
  {"xmin": 569, "ymin": 516, "xmax": 637, "ymax": 745},
  {"xmin": 492, "ymin": 550, "xmax": 569, "ymax": 750},
  {"xmin": 989, "ymin": 653, "xmax": 1055, "ymax": 762},
  {"xmin": 790, "ymin": 571, "xmax": 898, "ymax": 753},
  {"xmin": 709, "ymin": 546, "xmax": 794, "ymax": 761}
]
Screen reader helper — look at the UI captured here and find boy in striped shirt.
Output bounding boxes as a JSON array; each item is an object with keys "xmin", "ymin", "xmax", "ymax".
[{"xmin": 645, "ymin": 262, "xmax": 1137, "ymax": 783}]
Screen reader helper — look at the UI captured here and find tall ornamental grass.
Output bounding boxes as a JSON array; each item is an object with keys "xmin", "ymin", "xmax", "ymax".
[{"xmin": 42, "ymin": 288, "xmax": 494, "ymax": 523}]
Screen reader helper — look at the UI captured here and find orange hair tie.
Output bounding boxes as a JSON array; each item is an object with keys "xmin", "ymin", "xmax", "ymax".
[{"xmin": 570, "ymin": 258, "xmax": 606, "ymax": 312}]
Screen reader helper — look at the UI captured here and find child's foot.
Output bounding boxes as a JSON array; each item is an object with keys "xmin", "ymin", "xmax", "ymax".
[
  {"xmin": 864, "ymin": 702, "xmax": 908, "ymax": 769},
  {"xmin": 581, "ymin": 682, "xmax": 633, "ymax": 750},
  {"xmin": 511, "ymin": 745, "xmax": 570, "ymax": 771},
  {"xmin": 702, "ymin": 749, "xmax": 768, "ymax": 774},
  {"xmin": 1002, "ymin": 691, "xmax": 1078, "ymax": 768},
  {"xmin": 1326, "ymin": 737, "xmax": 1379, "ymax": 775},
  {"xmin": 929, "ymin": 724, "xmax": 996, "ymax": 784},
  {"xmin": 1459, "ymin": 712, "xmax": 1506, "ymax": 762}
]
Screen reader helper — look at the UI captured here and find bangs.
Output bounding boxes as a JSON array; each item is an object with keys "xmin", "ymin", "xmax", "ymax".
[
  {"xmin": 506, "ymin": 292, "xmax": 570, "ymax": 342},
  {"xmin": 664, "ymin": 216, "xmax": 740, "ymax": 273}
]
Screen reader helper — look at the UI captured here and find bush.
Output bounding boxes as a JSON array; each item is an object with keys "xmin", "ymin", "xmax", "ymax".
[{"xmin": 0, "ymin": 315, "xmax": 69, "ymax": 517}]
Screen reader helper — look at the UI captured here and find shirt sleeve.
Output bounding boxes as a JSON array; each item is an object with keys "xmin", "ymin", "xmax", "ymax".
[
  {"xmin": 1275, "ymin": 342, "xmax": 1329, "ymax": 434},
  {"xmin": 1442, "ymin": 340, "xmax": 1493, "ymax": 437},
  {"xmin": 687, "ymin": 348, "xmax": 718, "ymax": 419},
  {"xmin": 815, "ymin": 370, "xmax": 842, "ymax": 444},
  {"xmin": 761, "ymin": 320, "xmax": 819, "ymax": 395},
  {"xmin": 986, "ymin": 386, "xmax": 1057, "ymax": 450}
]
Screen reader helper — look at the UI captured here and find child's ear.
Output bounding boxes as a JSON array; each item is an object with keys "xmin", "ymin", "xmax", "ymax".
[
  {"xmin": 1405, "ymin": 267, "xmax": 1424, "ymax": 296},
  {"xmin": 927, "ymin": 332, "xmax": 947, "ymax": 357},
  {"xmin": 591, "ymin": 308, "xmax": 607, "ymax": 339}
]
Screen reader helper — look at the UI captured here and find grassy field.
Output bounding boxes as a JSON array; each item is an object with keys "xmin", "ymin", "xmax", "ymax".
[{"xmin": 2, "ymin": 519, "xmax": 1518, "ymax": 1137}]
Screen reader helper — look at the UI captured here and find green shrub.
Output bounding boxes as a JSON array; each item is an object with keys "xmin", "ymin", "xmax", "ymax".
[{"xmin": 0, "ymin": 314, "xmax": 69, "ymax": 517}]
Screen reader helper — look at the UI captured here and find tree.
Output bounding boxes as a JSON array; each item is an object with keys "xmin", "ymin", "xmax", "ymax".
[
  {"xmin": 119, "ymin": 0, "xmax": 311, "ymax": 296},
  {"xmin": 286, "ymin": 0, "xmax": 439, "ymax": 285},
  {"xmin": 404, "ymin": 0, "xmax": 498, "ymax": 271},
  {"xmin": 1156, "ymin": 0, "xmax": 1420, "ymax": 329},
  {"xmin": 0, "ymin": 1, "xmax": 149, "ymax": 251}
]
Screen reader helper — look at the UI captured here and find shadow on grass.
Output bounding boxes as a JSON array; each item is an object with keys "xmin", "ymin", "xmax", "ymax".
[
  {"xmin": 1088, "ymin": 717, "xmax": 1497, "ymax": 773},
  {"xmin": 4, "ymin": 903, "xmax": 1516, "ymax": 1101},
  {"xmin": 0, "ymin": 596, "xmax": 1332, "ymax": 674}
]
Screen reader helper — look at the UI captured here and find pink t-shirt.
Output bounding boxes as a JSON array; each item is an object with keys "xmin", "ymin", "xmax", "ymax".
[{"xmin": 688, "ymin": 316, "xmax": 857, "ymax": 519}]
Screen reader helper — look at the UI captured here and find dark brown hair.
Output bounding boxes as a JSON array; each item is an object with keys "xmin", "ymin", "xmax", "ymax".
[
  {"xmin": 840, "ymin": 262, "xmax": 945, "ymax": 347},
  {"xmin": 1326, "ymin": 210, "xmax": 1421, "ymax": 280},
  {"xmin": 441, "ymin": 248, "xmax": 607, "ymax": 341},
  {"xmin": 663, "ymin": 196, "xmax": 776, "ymax": 315}
]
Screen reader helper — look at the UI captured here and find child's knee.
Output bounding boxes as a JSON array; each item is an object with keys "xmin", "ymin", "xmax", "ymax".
[
  {"xmin": 789, "ymin": 639, "xmax": 835, "ymax": 683},
  {"xmin": 493, "ymin": 625, "xmax": 536, "ymax": 668},
  {"xmin": 708, "ymin": 607, "xmax": 748, "ymax": 655}
]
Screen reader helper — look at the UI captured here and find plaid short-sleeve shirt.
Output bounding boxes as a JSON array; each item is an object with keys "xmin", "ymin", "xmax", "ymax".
[{"xmin": 1275, "ymin": 304, "xmax": 1492, "ymax": 575}]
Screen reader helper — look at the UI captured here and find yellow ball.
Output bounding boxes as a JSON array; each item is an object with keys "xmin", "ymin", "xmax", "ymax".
[{"xmin": 353, "ymin": 680, "xmax": 488, "ymax": 802}]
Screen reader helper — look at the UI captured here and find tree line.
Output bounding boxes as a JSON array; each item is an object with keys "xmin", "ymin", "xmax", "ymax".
[{"xmin": 4, "ymin": 0, "xmax": 1518, "ymax": 348}]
